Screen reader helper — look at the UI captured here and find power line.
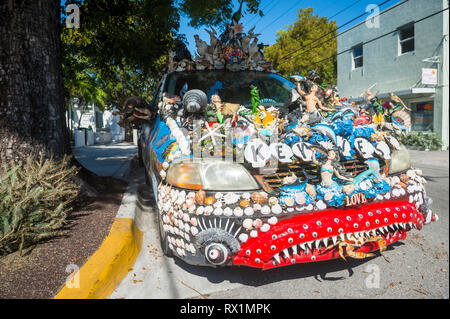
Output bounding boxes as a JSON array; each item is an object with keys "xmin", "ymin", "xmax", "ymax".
[
  {"xmin": 276, "ymin": 0, "xmax": 395, "ymax": 63},
  {"xmin": 328, "ymin": 0, "xmax": 362, "ymax": 20},
  {"xmin": 279, "ymin": 0, "xmax": 409, "ymax": 64},
  {"xmin": 244, "ymin": 0, "xmax": 277, "ymax": 26},
  {"xmin": 257, "ymin": 0, "xmax": 304, "ymax": 33},
  {"xmin": 298, "ymin": 6, "xmax": 449, "ymax": 71},
  {"xmin": 246, "ymin": 0, "xmax": 286, "ymax": 32}
]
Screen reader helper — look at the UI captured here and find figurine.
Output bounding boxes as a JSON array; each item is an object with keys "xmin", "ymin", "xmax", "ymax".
[
  {"xmin": 297, "ymin": 84, "xmax": 335, "ymax": 125},
  {"xmin": 312, "ymin": 149, "xmax": 354, "ymax": 187}
]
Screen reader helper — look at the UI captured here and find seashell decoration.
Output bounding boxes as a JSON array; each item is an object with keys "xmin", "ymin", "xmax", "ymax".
[
  {"xmin": 223, "ymin": 207, "xmax": 233, "ymax": 216},
  {"xmin": 240, "ymin": 200, "xmax": 251, "ymax": 208},
  {"xmin": 215, "ymin": 192, "xmax": 224, "ymax": 200},
  {"xmin": 204, "ymin": 206, "xmax": 214, "ymax": 215},
  {"xmin": 196, "ymin": 206, "xmax": 205, "ymax": 215},
  {"xmin": 268, "ymin": 216, "xmax": 278, "ymax": 225},
  {"xmin": 271, "ymin": 204, "xmax": 282, "ymax": 214},
  {"xmin": 162, "ymin": 161, "xmax": 170, "ymax": 170},
  {"xmin": 295, "ymin": 193, "xmax": 306, "ymax": 205},
  {"xmin": 238, "ymin": 233, "xmax": 249, "ymax": 243},
  {"xmin": 224, "ymin": 192, "xmax": 240, "ymax": 205},
  {"xmin": 233, "ymin": 207, "xmax": 243, "ymax": 217},
  {"xmin": 251, "ymin": 192, "xmax": 268, "ymax": 204},
  {"xmin": 284, "ymin": 197, "xmax": 295, "ymax": 207},
  {"xmin": 241, "ymin": 192, "xmax": 251, "ymax": 200},
  {"xmin": 243, "ymin": 219, "xmax": 253, "ymax": 230},
  {"xmin": 253, "ymin": 219, "xmax": 263, "ymax": 229},
  {"xmin": 260, "ymin": 223, "xmax": 270, "ymax": 232},
  {"xmin": 190, "ymin": 217, "xmax": 198, "ymax": 226},
  {"xmin": 261, "ymin": 205, "xmax": 271, "ymax": 215},
  {"xmin": 190, "ymin": 226, "xmax": 199, "ymax": 236},
  {"xmin": 205, "ymin": 196, "xmax": 215, "ymax": 205},
  {"xmin": 268, "ymin": 197, "xmax": 278, "ymax": 206},
  {"xmin": 195, "ymin": 190, "xmax": 206, "ymax": 205},
  {"xmin": 250, "ymin": 230, "xmax": 258, "ymax": 238},
  {"xmin": 244, "ymin": 207, "xmax": 254, "ymax": 216},
  {"xmin": 316, "ymin": 200, "xmax": 327, "ymax": 210},
  {"xmin": 213, "ymin": 207, "xmax": 223, "ymax": 216}
]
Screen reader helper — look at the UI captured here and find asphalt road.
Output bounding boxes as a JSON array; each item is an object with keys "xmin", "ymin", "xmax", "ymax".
[{"xmin": 111, "ymin": 150, "xmax": 449, "ymax": 299}]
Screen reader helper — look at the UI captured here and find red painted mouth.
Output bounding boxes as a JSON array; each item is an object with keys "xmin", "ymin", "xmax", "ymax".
[{"xmin": 233, "ymin": 199, "xmax": 423, "ymax": 270}]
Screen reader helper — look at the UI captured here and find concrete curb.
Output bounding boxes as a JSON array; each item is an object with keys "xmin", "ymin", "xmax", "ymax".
[{"xmin": 54, "ymin": 182, "xmax": 143, "ymax": 299}]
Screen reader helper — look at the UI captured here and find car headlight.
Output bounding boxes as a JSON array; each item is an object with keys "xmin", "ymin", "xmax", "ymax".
[
  {"xmin": 388, "ymin": 144, "xmax": 411, "ymax": 174},
  {"xmin": 167, "ymin": 159, "xmax": 259, "ymax": 191}
]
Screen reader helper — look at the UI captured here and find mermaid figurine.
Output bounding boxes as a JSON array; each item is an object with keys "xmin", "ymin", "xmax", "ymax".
[{"xmin": 311, "ymin": 148, "xmax": 354, "ymax": 206}]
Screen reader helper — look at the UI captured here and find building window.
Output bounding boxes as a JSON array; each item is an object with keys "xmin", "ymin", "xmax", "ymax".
[
  {"xmin": 399, "ymin": 24, "xmax": 414, "ymax": 54},
  {"xmin": 352, "ymin": 45, "xmax": 363, "ymax": 69},
  {"xmin": 411, "ymin": 101, "xmax": 433, "ymax": 131}
]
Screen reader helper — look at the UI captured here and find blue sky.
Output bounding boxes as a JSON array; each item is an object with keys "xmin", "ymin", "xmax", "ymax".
[{"xmin": 179, "ymin": 0, "xmax": 403, "ymax": 55}]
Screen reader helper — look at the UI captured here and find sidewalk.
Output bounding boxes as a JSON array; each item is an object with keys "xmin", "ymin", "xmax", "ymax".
[{"xmin": 73, "ymin": 142, "xmax": 138, "ymax": 181}]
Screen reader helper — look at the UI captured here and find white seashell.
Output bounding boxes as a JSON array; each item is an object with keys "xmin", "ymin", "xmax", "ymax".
[
  {"xmin": 243, "ymin": 219, "xmax": 253, "ymax": 230},
  {"xmin": 316, "ymin": 200, "xmax": 327, "ymax": 210},
  {"xmin": 184, "ymin": 223, "xmax": 190, "ymax": 233},
  {"xmin": 384, "ymin": 193, "xmax": 391, "ymax": 199},
  {"xmin": 409, "ymin": 195, "xmax": 414, "ymax": 203},
  {"xmin": 188, "ymin": 204, "xmax": 196, "ymax": 214},
  {"xmin": 183, "ymin": 213, "xmax": 190, "ymax": 222},
  {"xmin": 196, "ymin": 206, "xmax": 205, "ymax": 215},
  {"xmin": 214, "ymin": 200, "xmax": 223, "ymax": 208},
  {"xmin": 190, "ymin": 226, "xmax": 198, "ymax": 236},
  {"xmin": 250, "ymin": 230, "xmax": 258, "ymax": 238},
  {"xmin": 260, "ymin": 223, "xmax": 270, "ymax": 232},
  {"xmin": 224, "ymin": 193, "xmax": 240, "ymax": 205},
  {"xmin": 169, "ymin": 243, "xmax": 174, "ymax": 250},
  {"xmin": 238, "ymin": 233, "xmax": 249, "ymax": 243},
  {"xmin": 176, "ymin": 238, "xmax": 181, "ymax": 247},
  {"xmin": 271, "ymin": 204, "xmax": 282, "ymax": 214},
  {"xmin": 241, "ymin": 192, "xmax": 251, "ymax": 200},
  {"xmin": 244, "ymin": 207, "xmax": 254, "ymax": 216},
  {"xmin": 190, "ymin": 217, "xmax": 198, "ymax": 226},
  {"xmin": 215, "ymin": 192, "xmax": 224, "ymax": 200},
  {"xmin": 204, "ymin": 206, "xmax": 213, "ymax": 215},
  {"xmin": 213, "ymin": 207, "xmax": 223, "ymax": 216},
  {"xmin": 306, "ymin": 204, "xmax": 314, "ymax": 211},
  {"xmin": 233, "ymin": 207, "xmax": 243, "ymax": 217},
  {"xmin": 162, "ymin": 161, "xmax": 170, "ymax": 170},
  {"xmin": 261, "ymin": 205, "xmax": 271, "ymax": 215},
  {"xmin": 253, "ymin": 203, "xmax": 262, "ymax": 211},
  {"xmin": 223, "ymin": 207, "xmax": 233, "ymax": 216},
  {"xmin": 268, "ymin": 216, "xmax": 278, "ymax": 225}
]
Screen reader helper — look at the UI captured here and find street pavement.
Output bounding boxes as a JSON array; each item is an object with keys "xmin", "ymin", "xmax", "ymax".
[
  {"xmin": 73, "ymin": 142, "xmax": 137, "ymax": 181},
  {"xmin": 110, "ymin": 150, "xmax": 449, "ymax": 299}
]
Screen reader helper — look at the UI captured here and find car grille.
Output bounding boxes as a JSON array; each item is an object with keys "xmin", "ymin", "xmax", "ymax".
[{"xmin": 255, "ymin": 159, "xmax": 386, "ymax": 192}]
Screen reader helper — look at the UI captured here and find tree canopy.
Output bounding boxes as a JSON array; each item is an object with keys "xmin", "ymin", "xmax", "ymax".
[
  {"xmin": 264, "ymin": 8, "xmax": 338, "ymax": 86},
  {"xmin": 62, "ymin": 0, "xmax": 262, "ymax": 110}
]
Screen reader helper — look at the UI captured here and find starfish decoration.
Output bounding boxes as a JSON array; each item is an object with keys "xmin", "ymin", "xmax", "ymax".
[{"xmin": 199, "ymin": 123, "xmax": 227, "ymax": 146}]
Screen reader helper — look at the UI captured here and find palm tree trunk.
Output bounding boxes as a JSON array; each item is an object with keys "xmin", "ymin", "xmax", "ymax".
[{"xmin": 0, "ymin": 0, "xmax": 70, "ymax": 163}]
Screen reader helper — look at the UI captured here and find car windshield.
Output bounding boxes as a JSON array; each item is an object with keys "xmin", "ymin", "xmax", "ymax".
[{"xmin": 164, "ymin": 70, "xmax": 296, "ymax": 107}]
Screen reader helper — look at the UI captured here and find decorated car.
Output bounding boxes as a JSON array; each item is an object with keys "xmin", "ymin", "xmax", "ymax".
[{"xmin": 126, "ymin": 16, "xmax": 438, "ymax": 270}]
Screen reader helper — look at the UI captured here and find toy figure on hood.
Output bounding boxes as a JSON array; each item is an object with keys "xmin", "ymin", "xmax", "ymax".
[{"xmin": 296, "ymin": 83, "xmax": 335, "ymax": 125}]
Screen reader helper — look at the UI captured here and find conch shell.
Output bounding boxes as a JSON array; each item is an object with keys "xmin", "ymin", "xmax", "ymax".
[{"xmin": 195, "ymin": 190, "xmax": 206, "ymax": 205}]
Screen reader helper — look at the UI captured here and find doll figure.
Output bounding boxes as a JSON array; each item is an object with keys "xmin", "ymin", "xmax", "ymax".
[
  {"xmin": 297, "ymin": 84, "xmax": 335, "ymax": 124},
  {"xmin": 312, "ymin": 149, "xmax": 354, "ymax": 188}
]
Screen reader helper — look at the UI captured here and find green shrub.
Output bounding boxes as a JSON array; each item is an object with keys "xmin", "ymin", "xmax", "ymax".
[
  {"xmin": 399, "ymin": 131, "xmax": 443, "ymax": 151},
  {"xmin": 0, "ymin": 155, "xmax": 80, "ymax": 256}
]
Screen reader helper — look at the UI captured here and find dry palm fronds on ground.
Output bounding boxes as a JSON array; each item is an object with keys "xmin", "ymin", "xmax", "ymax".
[{"xmin": 0, "ymin": 155, "xmax": 80, "ymax": 255}]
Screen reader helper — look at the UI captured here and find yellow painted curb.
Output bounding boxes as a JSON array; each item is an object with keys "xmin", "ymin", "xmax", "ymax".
[{"xmin": 54, "ymin": 218, "xmax": 143, "ymax": 299}]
